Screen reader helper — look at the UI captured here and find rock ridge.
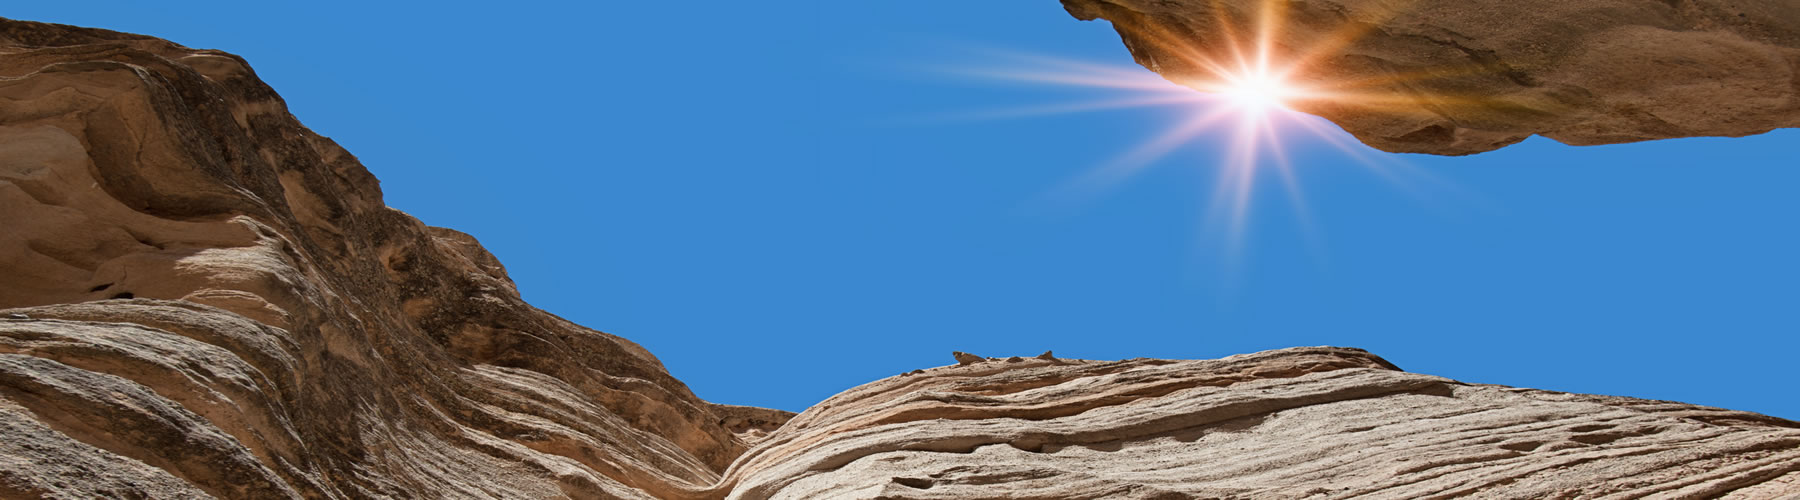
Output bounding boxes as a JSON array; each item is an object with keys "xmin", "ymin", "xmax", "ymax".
[
  {"xmin": 0, "ymin": 17, "xmax": 787, "ymax": 499},
  {"xmin": 1061, "ymin": 0, "xmax": 1800, "ymax": 155},
  {"xmin": 725, "ymin": 346, "xmax": 1800, "ymax": 498}
]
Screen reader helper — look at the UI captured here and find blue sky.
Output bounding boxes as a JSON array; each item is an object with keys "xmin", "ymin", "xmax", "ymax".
[{"xmin": 16, "ymin": 2, "xmax": 1796, "ymax": 418}]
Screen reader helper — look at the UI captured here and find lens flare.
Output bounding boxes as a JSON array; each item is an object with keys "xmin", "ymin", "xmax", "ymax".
[
  {"xmin": 921, "ymin": 0, "xmax": 1484, "ymax": 259},
  {"xmin": 1224, "ymin": 72, "xmax": 1296, "ymax": 112},
  {"xmin": 1217, "ymin": 70, "xmax": 1294, "ymax": 114}
]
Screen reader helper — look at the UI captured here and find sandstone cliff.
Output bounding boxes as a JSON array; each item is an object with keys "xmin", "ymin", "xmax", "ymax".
[
  {"xmin": 1061, "ymin": 0, "xmax": 1800, "ymax": 155},
  {"xmin": 3, "ymin": 17, "xmax": 1799, "ymax": 500},
  {"xmin": 0, "ymin": 17, "xmax": 785, "ymax": 499}
]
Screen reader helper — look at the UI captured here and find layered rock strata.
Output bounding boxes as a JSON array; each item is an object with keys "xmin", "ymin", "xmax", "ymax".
[
  {"xmin": 0, "ymin": 17, "xmax": 787, "ymax": 499},
  {"xmin": 3, "ymin": 16, "xmax": 1799, "ymax": 500},
  {"xmin": 1061, "ymin": 0, "xmax": 1800, "ymax": 155},
  {"xmin": 735, "ymin": 348, "xmax": 1800, "ymax": 499}
]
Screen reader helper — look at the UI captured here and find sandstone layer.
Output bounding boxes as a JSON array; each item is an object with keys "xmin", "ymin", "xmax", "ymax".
[
  {"xmin": 3, "ymin": 17, "xmax": 1800, "ymax": 500},
  {"xmin": 735, "ymin": 348, "xmax": 1800, "ymax": 499},
  {"xmin": 1061, "ymin": 0, "xmax": 1800, "ymax": 155},
  {"xmin": 0, "ymin": 17, "xmax": 789, "ymax": 499}
]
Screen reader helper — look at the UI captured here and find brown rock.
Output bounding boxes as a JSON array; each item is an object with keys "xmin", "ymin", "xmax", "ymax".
[
  {"xmin": 952, "ymin": 351, "xmax": 987, "ymax": 365},
  {"xmin": 2, "ymin": 16, "xmax": 1797, "ymax": 499},
  {"xmin": 0, "ymin": 17, "xmax": 790, "ymax": 499},
  {"xmin": 709, "ymin": 403, "xmax": 794, "ymax": 445},
  {"xmin": 1061, "ymin": 0, "xmax": 1800, "ymax": 155}
]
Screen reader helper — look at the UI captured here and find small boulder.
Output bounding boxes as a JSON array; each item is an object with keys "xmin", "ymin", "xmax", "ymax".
[{"xmin": 952, "ymin": 351, "xmax": 985, "ymax": 366}]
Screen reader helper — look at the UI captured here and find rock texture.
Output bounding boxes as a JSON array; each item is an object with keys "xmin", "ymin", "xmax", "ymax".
[
  {"xmin": 0, "ymin": 17, "xmax": 789, "ymax": 499},
  {"xmin": 729, "ymin": 347, "xmax": 1800, "ymax": 499},
  {"xmin": 1061, "ymin": 0, "xmax": 1800, "ymax": 155},
  {"xmin": 3, "ymin": 16, "xmax": 1800, "ymax": 500}
]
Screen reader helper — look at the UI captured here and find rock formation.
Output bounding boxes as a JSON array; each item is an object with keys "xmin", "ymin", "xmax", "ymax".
[
  {"xmin": 1061, "ymin": 0, "xmax": 1800, "ymax": 155},
  {"xmin": 731, "ymin": 347, "xmax": 1800, "ymax": 499},
  {"xmin": 0, "ymin": 17, "xmax": 785, "ymax": 498},
  {"xmin": 3, "ymin": 16, "xmax": 1799, "ymax": 499}
]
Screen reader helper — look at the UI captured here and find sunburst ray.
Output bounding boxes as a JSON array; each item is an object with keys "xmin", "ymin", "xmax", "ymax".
[{"xmin": 920, "ymin": 0, "xmax": 1490, "ymax": 255}]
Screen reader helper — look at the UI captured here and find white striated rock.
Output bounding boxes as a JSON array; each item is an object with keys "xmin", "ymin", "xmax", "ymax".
[{"xmin": 724, "ymin": 347, "xmax": 1800, "ymax": 499}]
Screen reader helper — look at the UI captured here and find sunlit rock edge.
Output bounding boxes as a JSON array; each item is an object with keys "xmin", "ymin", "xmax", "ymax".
[{"xmin": 1062, "ymin": 0, "xmax": 1800, "ymax": 155}]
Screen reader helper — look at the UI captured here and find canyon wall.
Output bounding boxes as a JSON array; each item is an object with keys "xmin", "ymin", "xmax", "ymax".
[
  {"xmin": 2, "ymin": 16, "xmax": 1798, "ymax": 499},
  {"xmin": 0, "ymin": 17, "xmax": 785, "ymax": 499}
]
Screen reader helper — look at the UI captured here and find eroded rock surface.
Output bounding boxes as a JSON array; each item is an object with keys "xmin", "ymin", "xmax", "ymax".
[
  {"xmin": 0, "ymin": 17, "xmax": 790, "ymax": 499},
  {"xmin": 1062, "ymin": 0, "xmax": 1800, "ymax": 154},
  {"xmin": 3, "ymin": 17, "xmax": 1799, "ymax": 500},
  {"xmin": 728, "ymin": 347, "xmax": 1800, "ymax": 499}
]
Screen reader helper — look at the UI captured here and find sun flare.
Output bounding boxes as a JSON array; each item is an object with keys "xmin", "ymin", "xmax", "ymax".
[
  {"xmin": 1216, "ymin": 70, "xmax": 1297, "ymax": 115},
  {"xmin": 929, "ymin": 0, "xmax": 1469, "ymax": 254}
]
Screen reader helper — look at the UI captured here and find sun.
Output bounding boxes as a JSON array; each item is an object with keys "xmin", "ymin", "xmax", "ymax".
[
  {"xmin": 1217, "ymin": 70, "xmax": 1296, "ymax": 115},
  {"xmin": 923, "ymin": 0, "xmax": 1468, "ymax": 253}
]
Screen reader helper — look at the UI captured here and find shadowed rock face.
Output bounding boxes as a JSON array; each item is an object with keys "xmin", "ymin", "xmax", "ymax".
[
  {"xmin": 1061, "ymin": 0, "xmax": 1800, "ymax": 155},
  {"xmin": 3, "ymin": 17, "xmax": 1800, "ymax": 499}
]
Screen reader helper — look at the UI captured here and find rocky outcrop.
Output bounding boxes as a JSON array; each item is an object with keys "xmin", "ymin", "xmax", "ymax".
[
  {"xmin": 3, "ymin": 16, "xmax": 1799, "ymax": 500},
  {"xmin": 728, "ymin": 347, "xmax": 1800, "ymax": 498},
  {"xmin": 1061, "ymin": 0, "xmax": 1800, "ymax": 155},
  {"xmin": 0, "ymin": 17, "xmax": 789, "ymax": 499}
]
